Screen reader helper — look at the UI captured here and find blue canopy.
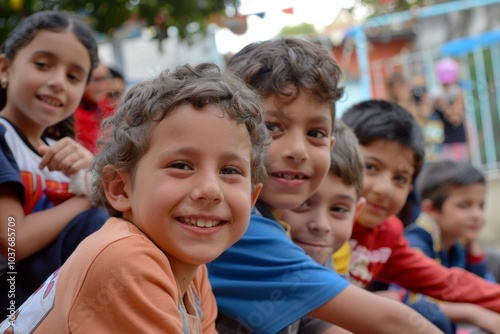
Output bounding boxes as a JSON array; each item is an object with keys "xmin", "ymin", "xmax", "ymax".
[{"xmin": 441, "ymin": 29, "xmax": 500, "ymax": 56}]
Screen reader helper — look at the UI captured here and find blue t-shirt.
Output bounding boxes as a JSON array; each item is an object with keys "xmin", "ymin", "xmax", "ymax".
[
  {"xmin": 405, "ymin": 215, "xmax": 487, "ymax": 278},
  {"xmin": 207, "ymin": 202, "xmax": 349, "ymax": 333}
]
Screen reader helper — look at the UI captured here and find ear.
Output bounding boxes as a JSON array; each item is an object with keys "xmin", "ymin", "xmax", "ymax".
[
  {"xmin": 0, "ymin": 55, "xmax": 10, "ymax": 82},
  {"xmin": 250, "ymin": 183, "xmax": 263, "ymax": 208},
  {"xmin": 353, "ymin": 197, "xmax": 366, "ymax": 223},
  {"xmin": 420, "ymin": 199, "xmax": 438, "ymax": 217},
  {"xmin": 103, "ymin": 166, "xmax": 132, "ymax": 213}
]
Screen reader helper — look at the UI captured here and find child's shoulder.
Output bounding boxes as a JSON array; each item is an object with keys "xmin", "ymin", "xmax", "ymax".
[
  {"xmin": 65, "ymin": 218, "xmax": 167, "ymax": 272},
  {"xmin": 61, "ymin": 218, "xmax": 178, "ymax": 294}
]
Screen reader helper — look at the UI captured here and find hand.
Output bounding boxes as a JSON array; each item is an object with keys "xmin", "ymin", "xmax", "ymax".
[{"xmin": 38, "ymin": 137, "xmax": 94, "ymax": 175}]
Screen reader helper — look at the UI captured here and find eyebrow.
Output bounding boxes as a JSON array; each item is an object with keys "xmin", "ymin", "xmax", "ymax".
[
  {"xmin": 160, "ymin": 147, "xmax": 250, "ymax": 165},
  {"xmin": 365, "ymin": 155, "xmax": 414, "ymax": 176},
  {"xmin": 32, "ymin": 50, "xmax": 88, "ymax": 75},
  {"xmin": 265, "ymin": 110, "xmax": 331, "ymax": 125},
  {"xmin": 333, "ymin": 194, "xmax": 356, "ymax": 203},
  {"xmin": 264, "ymin": 109, "xmax": 288, "ymax": 120}
]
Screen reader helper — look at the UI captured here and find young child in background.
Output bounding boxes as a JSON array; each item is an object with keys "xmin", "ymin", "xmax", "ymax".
[
  {"xmin": 280, "ymin": 120, "xmax": 365, "ymax": 333},
  {"xmin": 100, "ymin": 66, "xmax": 126, "ymax": 116},
  {"xmin": 74, "ymin": 62, "xmax": 110, "ymax": 153},
  {"xmin": 408, "ymin": 160, "xmax": 489, "ymax": 279},
  {"xmin": 401, "ymin": 160, "xmax": 500, "ymax": 332},
  {"xmin": 208, "ymin": 37, "xmax": 442, "ymax": 334},
  {"xmin": 341, "ymin": 99, "xmax": 500, "ymax": 334},
  {"xmin": 432, "ymin": 57, "xmax": 468, "ymax": 162},
  {"xmin": 0, "ymin": 62, "xmax": 268, "ymax": 333},
  {"xmin": 0, "ymin": 10, "xmax": 108, "ymax": 314}
]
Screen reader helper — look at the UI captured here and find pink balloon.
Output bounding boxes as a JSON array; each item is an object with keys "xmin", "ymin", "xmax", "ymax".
[{"xmin": 435, "ymin": 58, "xmax": 459, "ymax": 84}]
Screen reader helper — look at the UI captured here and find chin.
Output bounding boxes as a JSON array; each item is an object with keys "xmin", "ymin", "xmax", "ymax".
[{"xmin": 272, "ymin": 195, "xmax": 308, "ymax": 210}]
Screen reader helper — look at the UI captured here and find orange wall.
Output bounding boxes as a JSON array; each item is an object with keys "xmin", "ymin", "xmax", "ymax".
[{"xmin": 332, "ymin": 38, "xmax": 412, "ymax": 98}]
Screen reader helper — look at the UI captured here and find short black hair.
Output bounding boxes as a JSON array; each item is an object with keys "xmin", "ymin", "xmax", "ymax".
[
  {"xmin": 417, "ymin": 160, "xmax": 485, "ymax": 210},
  {"xmin": 341, "ymin": 99, "xmax": 425, "ymax": 179},
  {"xmin": 107, "ymin": 66, "xmax": 125, "ymax": 81}
]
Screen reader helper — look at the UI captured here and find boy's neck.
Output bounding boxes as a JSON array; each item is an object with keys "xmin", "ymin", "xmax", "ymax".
[{"xmin": 168, "ymin": 256, "xmax": 199, "ymax": 296}]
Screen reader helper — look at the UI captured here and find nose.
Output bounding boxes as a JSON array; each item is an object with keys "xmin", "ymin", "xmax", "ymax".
[
  {"xmin": 282, "ymin": 131, "xmax": 308, "ymax": 162},
  {"xmin": 48, "ymin": 67, "xmax": 66, "ymax": 92},
  {"xmin": 472, "ymin": 204, "xmax": 485, "ymax": 223},
  {"xmin": 190, "ymin": 178, "xmax": 224, "ymax": 205},
  {"xmin": 371, "ymin": 173, "xmax": 392, "ymax": 196},
  {"xmin": 307, "ymin": 209, "xmax": 331, "ymax": 235}
]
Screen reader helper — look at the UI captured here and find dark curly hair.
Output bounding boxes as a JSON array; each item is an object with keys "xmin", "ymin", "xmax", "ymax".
[{"xmin": 227, "ymin": 37, "xmax": 344, "ymax": 122}]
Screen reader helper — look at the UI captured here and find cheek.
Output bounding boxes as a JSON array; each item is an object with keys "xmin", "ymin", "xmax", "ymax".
[
  {"xmin": 283, "ymin": 214, "xmax": 304, "ymax": 232},
  {"xmin": 267, "ymin": 139, "xmax": 284, "ymax": 159},
  {"xmin": 392, "ymin": 189, "xmax": 410, "ymax": 212},
  {"xmin": 312, "ymin": 150, "xmax": 331, "ymax": 182},
  {"xmin": 333, "ymin": 222, "xmax": 352, "ymax": 239},
  {"xmin": 361, "ymin": 177, "xmax": 373, "ymax": 197},
  {"xmin": 67, "ymin": 86, "xmax": 87, "ymax": 112}
]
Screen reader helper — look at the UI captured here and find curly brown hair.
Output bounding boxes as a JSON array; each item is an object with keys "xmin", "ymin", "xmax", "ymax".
[
  {"xmin": 227, "ymin": 37, "xmax": 344, "ymax": 122},
  {"xmin": 90, "ymin": 62, "xmax": 271, "ymax": 217}
]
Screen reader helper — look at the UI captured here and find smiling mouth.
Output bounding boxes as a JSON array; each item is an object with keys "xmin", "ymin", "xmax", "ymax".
[
  {"xmin": 272, "ymin": 173, "xmax": 307, "ymax": 180},
  {"xmin": 296, "ymin": 240, "xmax": 328, "ymax": 248},
  {"xmin": 39, "ymin": 96, "xmax": 63, "ymax": 107},
  {"xmin": 178, "ymin": 217, "xmax": 226, "ymax": 228},
  {"xmin": 368, "ymin": 202, "xmax": 385, "ymax": 211}
]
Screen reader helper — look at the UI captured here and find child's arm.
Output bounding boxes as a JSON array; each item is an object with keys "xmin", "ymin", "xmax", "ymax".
[
  {"xmin": 309, "ymin": 285, "xmax": 442, "ymax": 334},
  {"xmin": 0, "ymin": 137, "xmax": 95, "ymax": 259},
  {"xmin": 378, "ymin": 231, "xmax": 500, "ymax": 312},
  {"xmin": 439, "ymin": 302, "xmax": 500, "ymax": 334},
  {"xmin": 0, "ymin": 186, "xmax": 91, "ymax": 260}
]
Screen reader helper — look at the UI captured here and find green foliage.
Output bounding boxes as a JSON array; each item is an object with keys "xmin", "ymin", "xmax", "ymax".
[
  {"xmin": 278, "ymin": 22, "xmax": 317, "ymax": 37},
  {"xmin": 0, "ymin": 0, "xmax": 240, "ymax": 44}
]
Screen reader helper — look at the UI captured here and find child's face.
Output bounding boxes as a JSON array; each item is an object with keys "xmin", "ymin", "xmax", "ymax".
[
  {"xmin": 114, "ymin": 104, "xmax": 261, "ymax": 273},
  {"xmin": 259, "ymin": 90, "xmax": 334, "ymax": 210},
  {"xmin": 83, "ymin": 63, "xmax": 109, "ymax": 103},
  {"xmin": 281, "ymin": 172, "xmax": 364, "ymax": 265},
  {"xmin": 0, "ymin": 30, "xmax": 90, "ymax": 129},
  {"xmin": 427, "ymin": 183, "xmax": 486, "ymax": 243},
  {"xmin": 357, "ymin": 139, "xmax": 415, "ymax": 228}
]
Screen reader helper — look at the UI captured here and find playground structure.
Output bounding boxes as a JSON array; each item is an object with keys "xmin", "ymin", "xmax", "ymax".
[{"xmin": 353, "ymin": 0, "xmax": 500, "ymax": 172}]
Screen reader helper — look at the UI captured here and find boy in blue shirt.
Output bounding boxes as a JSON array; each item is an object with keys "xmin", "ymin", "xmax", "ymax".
[
  {"xmin": 403, "ymin": 160, "xmax": 500, "ymax": 332},
  {"xmin": 207, "ymin": 38, "xmax": 441, "ymax": 334}
]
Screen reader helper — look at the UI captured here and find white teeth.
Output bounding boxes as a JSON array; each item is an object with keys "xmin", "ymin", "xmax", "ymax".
[
  {"xmin": 182, "ymin": 218, "xmax": 221, "ymax": 228},
  {"xmin": 40, "ymin": 97, "xmax": 61, "ymax": 107},
  {"xmin": 277, "ymin": 173, "xmax": 304, "ymax": 180}
]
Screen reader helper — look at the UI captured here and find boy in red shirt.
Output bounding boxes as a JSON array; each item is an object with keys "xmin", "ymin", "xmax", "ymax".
[{"xmin": 342, "ymin": 100, "xmax": 500, "ymax": 334}]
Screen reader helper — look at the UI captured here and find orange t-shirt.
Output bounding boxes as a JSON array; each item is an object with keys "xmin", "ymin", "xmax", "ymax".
[{"xmin": 0, "ymin": 218, "xmax": 217, "ymax": 333}]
